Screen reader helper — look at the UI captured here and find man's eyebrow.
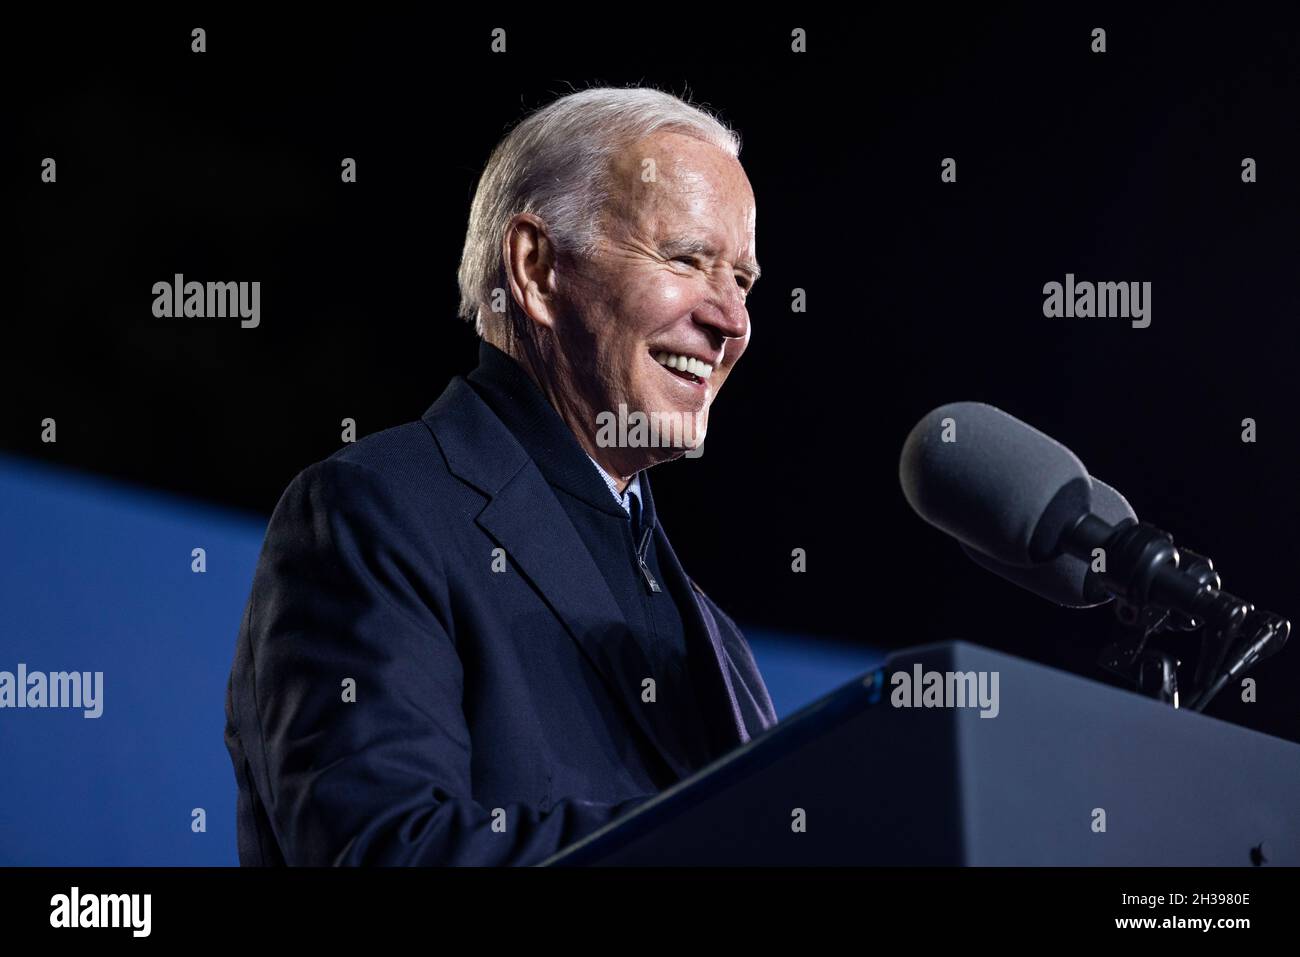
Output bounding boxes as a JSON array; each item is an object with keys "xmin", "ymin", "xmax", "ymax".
[{"xmin": 660, "ymin": 238, "xmax": 761, "ymax": 280}]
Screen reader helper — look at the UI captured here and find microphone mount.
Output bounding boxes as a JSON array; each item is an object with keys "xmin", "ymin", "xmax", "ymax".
[{"xmin": 1061, "ymin": 515, "xmax": 1289, "ymax": 711}]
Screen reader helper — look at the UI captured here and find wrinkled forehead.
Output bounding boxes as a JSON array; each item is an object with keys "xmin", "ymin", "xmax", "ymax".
[{"xmin": 605, "ymin": 130, "xmax": 756, "ymax": 241}]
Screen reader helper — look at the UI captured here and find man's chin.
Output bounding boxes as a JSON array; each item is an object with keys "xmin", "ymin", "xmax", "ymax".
[
  {"xmin": 591, "ymin": 393, "xmax": 709, "ymax": 465},
  {"xmin": 651, "ymin": 402, "xmax": 708, "ymax": 451},
  {"xmin": 649, "ymin": 440, "xmax": 700, "ymax": 465}
]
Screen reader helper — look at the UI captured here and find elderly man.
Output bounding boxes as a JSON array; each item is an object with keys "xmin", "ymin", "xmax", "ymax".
[{"xmin": 224, "ymin": 87, "xmax": 777, "ymax": 866}]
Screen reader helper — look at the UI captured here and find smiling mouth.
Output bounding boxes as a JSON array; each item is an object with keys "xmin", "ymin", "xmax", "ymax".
[{"xmin": 653, "ymin": 351, "xmax": 713, "ymax": 385}]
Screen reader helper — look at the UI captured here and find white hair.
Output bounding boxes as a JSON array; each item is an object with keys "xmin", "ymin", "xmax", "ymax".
[{"xmin": 456, "ymin": 86, "xmax": 741, "ymax": 343}]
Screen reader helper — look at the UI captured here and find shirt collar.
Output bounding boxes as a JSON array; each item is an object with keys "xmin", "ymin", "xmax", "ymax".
[{"xmin": 584, "ymin": 453, "xmax": 642, "ymax": 516}]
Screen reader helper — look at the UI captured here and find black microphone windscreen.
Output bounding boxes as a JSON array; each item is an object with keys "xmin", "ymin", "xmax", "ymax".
[
  {"xmin": 959, "ymin": 477, "xmax": 1137, "ymax": 607},
  {"xmin": 899, "ymin": 401, "xmax": 1092, "ymax": 565}
]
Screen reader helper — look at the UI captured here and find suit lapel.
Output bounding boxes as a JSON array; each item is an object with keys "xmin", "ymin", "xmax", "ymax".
[{"xmin": 652, "ymin": 526, "xmax": 751, "ymax": 748}]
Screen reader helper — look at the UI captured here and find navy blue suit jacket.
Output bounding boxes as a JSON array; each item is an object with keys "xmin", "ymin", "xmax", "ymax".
[{"xmin": 224, "ymin": 361, "xmax": 778, "ymax": 865}]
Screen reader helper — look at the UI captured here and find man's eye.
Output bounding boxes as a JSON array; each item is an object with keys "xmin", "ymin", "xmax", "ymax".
[{"xmin": 673, "ymin": 256, "xmax": 700, "ymax": 267}]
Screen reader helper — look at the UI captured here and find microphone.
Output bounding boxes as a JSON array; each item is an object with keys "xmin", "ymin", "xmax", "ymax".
[
  {"xmin": 898, "ymin": 401, "xmax": 1092, "ymax": 566},
  {"xmin": 959, "ymin": 477, "xmax": 1136, "ymax": 607},
  {"xmin": 898, "ymin": 401, "xmax": 1289, "ymax": 711}
]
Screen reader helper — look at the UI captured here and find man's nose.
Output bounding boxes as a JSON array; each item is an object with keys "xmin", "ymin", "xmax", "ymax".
[{"xmin": 698, "ymin": 274, "xmax": 750, "ymax": 341}]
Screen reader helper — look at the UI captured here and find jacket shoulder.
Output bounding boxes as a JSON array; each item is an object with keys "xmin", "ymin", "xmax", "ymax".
[
  {"xmin": 264, "ymin": 415, "xmax": 478, "ymax": 552},
  {"xmin": 328, "ymin": 419, "xmax": 446, "ymax": 479}
]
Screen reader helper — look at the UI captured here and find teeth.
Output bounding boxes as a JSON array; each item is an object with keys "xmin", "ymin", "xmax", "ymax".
[{"xmin": 654, "ymin": 352, "xmax": 713, "ymax": 380}]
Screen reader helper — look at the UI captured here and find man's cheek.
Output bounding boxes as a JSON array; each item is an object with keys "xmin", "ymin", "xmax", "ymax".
[{"xmin": 653, "ymin": 278, "xmax": 690, "ymax": 312}]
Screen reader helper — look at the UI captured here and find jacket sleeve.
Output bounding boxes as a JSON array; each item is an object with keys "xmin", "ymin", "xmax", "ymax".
[{"xmin": 239, "ymin": 457, "xmax": 652, "ymax": 865}]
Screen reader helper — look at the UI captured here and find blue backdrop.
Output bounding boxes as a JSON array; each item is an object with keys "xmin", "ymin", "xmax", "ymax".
[{"xmin": 0, "ymin": 454, "xmax": 880, "ymax": 865}]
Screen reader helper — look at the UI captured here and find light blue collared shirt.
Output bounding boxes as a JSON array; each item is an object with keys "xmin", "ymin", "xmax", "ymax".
[{"xmin": 585, "ymin": 453, "xmax": 642, "ymax": 516}]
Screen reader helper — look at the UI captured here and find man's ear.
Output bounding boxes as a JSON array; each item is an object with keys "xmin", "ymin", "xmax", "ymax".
[{"xmin": 503, "ymin": 213, "xmax": 560, "ymax": 330}]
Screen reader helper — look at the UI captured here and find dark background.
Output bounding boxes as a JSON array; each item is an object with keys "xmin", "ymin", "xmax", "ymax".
[{"xmin": 7, "ymin": 9, "xmax": 1300, "ymax": 741}]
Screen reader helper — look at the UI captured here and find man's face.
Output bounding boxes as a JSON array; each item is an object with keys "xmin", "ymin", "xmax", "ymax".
[{"xmin": 553, "ymin": 129, "xmax": 758, "ymax": 469}]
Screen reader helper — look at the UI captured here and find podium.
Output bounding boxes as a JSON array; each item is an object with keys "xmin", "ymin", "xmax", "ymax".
[{"xmin": 544, "ymin": 641, "xmax": 1300, "ymax": 865}]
